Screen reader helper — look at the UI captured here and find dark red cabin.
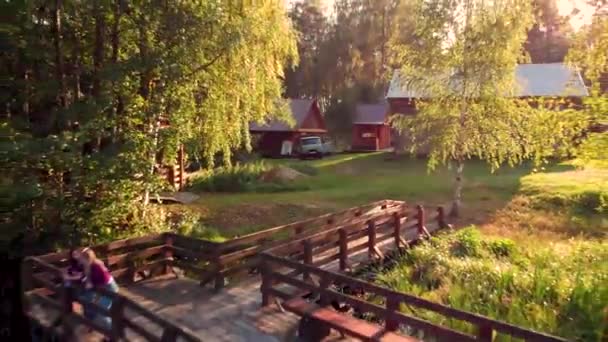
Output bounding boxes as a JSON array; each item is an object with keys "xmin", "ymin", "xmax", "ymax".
[
  {"xmin": 250, "ymin": 99, "xmax": 327, "ymax": 157},
  {"xmin": 351, "ymin": 103, "xmax": 392, "ymax": 151}
]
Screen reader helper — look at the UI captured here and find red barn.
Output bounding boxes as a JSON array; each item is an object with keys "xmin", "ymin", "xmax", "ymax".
[
  {"xmin": 351, "ymin": 103, "xmax": 392, "ymax": 151},
  {"xmin": 250, "ymin": 99, "xmax": 327, "ymax": 157}
]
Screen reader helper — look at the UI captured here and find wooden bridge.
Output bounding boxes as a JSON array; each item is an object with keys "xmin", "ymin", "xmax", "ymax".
[{"xmin": 23, "ymin": 200, "xmax": 567, "ymax": 342}]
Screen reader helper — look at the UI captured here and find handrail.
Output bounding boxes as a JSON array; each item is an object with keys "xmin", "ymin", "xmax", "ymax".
[
  {"xmin": 168, "ymin": 200, "xmax": 407, "ymax": 290},
  {"xmin": 219, "ymin": 199, "xmax": 400, "ymax": 250},
  {"xmin": 258, "ymin": 204, "xmax": 567, "ymax": 342},
  {"xmin": 23, "ymin": 256, "xmax": 200, "ymax": 342}
]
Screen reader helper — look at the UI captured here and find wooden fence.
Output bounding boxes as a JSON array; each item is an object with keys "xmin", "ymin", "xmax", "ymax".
[
  {"xmin": 34, "ymin": 200, "xmax": 405, "ymax": 291},
  {"xmin": 25, "ymin": 199, "xmax": 409, "ymax": 340},
  {"xmin": 166, "ymin": 199, "xmax": 406, "ymax": 290},
  {"xmin": 34, "ymin": 234, "xmax": 173, "ymax": 287},
  {"xmin": 264, "ymin": 204, "xmax": 446, "ymax": 273},
  {"xmin": 260, "ymin": 253, "xmax": 567, "ymax": 342},
  {"xmin": 24, "ymin": 198, "xmax": 569, "ymax": 342},
  {"xmin": 258, "ymin": 208, "xmax": 568, "ymax": 342},
  {"xmin": 23, "ymin": 256, "xmax": 200, "ymax": 342}
]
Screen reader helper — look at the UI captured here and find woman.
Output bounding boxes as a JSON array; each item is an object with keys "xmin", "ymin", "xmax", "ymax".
[{"xmin": 78, "ymin": 247, "xmax": 119, "ymax": 331}]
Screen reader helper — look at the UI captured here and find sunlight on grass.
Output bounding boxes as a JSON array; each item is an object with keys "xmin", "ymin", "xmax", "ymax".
[
  {"xmin": 521, "ymin": 168, "xmax": 607, "ymax": 196},
  {"xmin": 310, "ymin": 152, "xmax": 383, "ymax": 168},
  {"xmin": 185, "ymin": 154, "xmax": 607, "ymax": 239}
]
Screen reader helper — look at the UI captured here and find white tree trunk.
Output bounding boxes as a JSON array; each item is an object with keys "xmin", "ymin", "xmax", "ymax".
[
  {"xmin": 143, "ymin": 116, "xmax": 161, "ymax": 209},
  {"xmin": 450, "ymin": 160, "xmax": 464, "ymax": 218}
]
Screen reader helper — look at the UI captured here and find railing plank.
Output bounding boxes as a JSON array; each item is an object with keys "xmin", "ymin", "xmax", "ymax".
[
  {"xmin": 221, "ymin": 200, "xmax": 402, "ymax": 250},
  {"xmin": 123, "ymin": 318, "xmax": 161, "ymax": 342}
]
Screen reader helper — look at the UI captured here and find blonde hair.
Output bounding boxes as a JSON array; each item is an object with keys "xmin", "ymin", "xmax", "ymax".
[{"xmin": 81, "ymin": 247, "xmax": 97, "ymax": 262}]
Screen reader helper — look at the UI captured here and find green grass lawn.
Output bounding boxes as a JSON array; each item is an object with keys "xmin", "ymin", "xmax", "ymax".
[
  {"xmin": 175, "ymin": 152, "xmax": 607, "ymax": 338},
  {"xmin": 179, "ymin": 152, "xmax": 607, "ymax": 240}
]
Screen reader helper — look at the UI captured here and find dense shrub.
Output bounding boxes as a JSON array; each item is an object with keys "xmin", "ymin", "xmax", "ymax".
[
  {"xmin": 486, "ymin": 238, "xmax": 517, "ymax": 258},
  {"xmin": 188, "ymin": 161, "xmax": 311, "ymax": 193},
  {"xmin": 450, "ymin": 228, "xmax": 483, "ymax": 258},
  {"xmin": 169, "ymin": 209, "xmax": 226, "ymax": 242},
  {"xmin": 376, "ymin": 227, "xmax": 608, "ymax": 341}
]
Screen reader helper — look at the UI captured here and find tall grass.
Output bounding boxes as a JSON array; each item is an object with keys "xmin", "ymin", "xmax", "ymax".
[{"xmin": 376, "ymin": 228, "xmax": 608, "ymax": 341}]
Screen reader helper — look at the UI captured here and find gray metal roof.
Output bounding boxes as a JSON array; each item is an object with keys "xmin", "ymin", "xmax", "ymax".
[
  {"xmin": 250, "ymin": 99, "xmax": 316, "ymax": 132},
  {"xmin": 354, "ymin": 103, "xmax": 388, "ymax": 124},
  {"xmin": 386, "ymin": 63, "xmax": 589, "ymax": 99}
]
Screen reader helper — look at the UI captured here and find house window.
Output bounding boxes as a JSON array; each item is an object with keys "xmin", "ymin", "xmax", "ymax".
[{"xmin": 362, "ymin": 132, "xmax": 376, "ymax": 138}]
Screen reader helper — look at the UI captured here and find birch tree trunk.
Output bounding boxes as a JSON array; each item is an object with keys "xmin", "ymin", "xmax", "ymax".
[
  {"xmin": 143, "ymin": 115, "xmax": 161, "ymax": 208},
  {"xmin": 450, "ymin": 160, "xmax": 464, "ymax": 218},
  {"xmin": 52, "ymin": 0, "xmax": 67, "ymax": 110}
]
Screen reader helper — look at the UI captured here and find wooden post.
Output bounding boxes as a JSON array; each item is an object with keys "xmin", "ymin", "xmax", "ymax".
[
  {"xmin": 393, "ymin": 213, "xmax": 401, "ymax": 249},
  {"xmin": 367, "ymin": 220, "xmax": 376, "ymax": 259},
  {"xmin": 303, "ymin": 240, "xmax": 313, "ymax": 282},
  {"xmin": 317, "ymin": 276, "xmax": 332, "ymax": 307},
  {"xmin": 164, "ymin": 235, "xmax": 174, "ymax": 275},
  {"xmin": 338, "ymin": 229, "xmax": 348, "ymax": 271},
  {"xmin": 110, "ymin": 296, "xmax": 126, "ymax": 341},
  {"xmin": 213, "ymin": 248, "xmax": 225, "ymax": 292},
  {"xmin": 437, "ymin": 206, "xmax": 444, "ymax": 228},
  {"xmin": 437, "ymin": 206, "xmax": 450, "ymax": 230},
  {"xmin": 385, "ymin": 295, "xmax": 400, "ymax": 332},
  {"xmin": 260, "ymin": 257, "xmax": 273, "ymax": 307},
  {"xmin": 127, "ymin": 259, "xmax": 136, "ymax": 284},
  {"xmin": 161, "ymin": 326, "xmax": 178, "ymax": 342},
  {"xmin": 477, "ymin": 324, "xmax": 493, "ymax": 342},
  {"xmin": 417, "ymin": 205, "xmax": 426, "ymax": 237}
]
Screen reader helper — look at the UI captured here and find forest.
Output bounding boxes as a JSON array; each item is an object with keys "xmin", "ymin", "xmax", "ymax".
[{"xmin": 2, "ymin": 0, "xmax": 607, "ymax": 257}]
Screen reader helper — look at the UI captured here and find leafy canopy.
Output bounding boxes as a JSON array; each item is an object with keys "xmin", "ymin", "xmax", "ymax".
[
  {"xmin": 390, "ymin": 0, "xmax": 586, "ymax": 172},
  {"xmin": 566, "ymin": 14, "xmax": 608, "ymax": 166}
]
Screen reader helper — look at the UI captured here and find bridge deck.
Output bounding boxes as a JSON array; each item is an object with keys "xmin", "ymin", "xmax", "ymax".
[
  {"xmin": 29, "ymin": 230, "xmax": 406, "ymax": 341},
  {"xmin": 117, "ymin": 232, "xmax": 405, "ymax": 341},
  {"xmin": 120, "ymin": 275, "xmax": 300, "ymax": 342}
]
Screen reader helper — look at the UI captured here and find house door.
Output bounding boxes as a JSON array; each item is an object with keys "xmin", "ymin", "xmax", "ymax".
[{"xmin": 281, "ymin": 140, "xmax": 293, "ymax": 156}]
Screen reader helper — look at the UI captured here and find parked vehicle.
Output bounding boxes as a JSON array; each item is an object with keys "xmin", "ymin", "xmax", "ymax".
[{"xmin": 297, "ymin": 136, "xmax": 333, "ymax": 159}]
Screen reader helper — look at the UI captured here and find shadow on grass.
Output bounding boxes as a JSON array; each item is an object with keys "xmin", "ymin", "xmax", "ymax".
[{"xmin": 185, "ymin": 153, "xmax": 606, "ymax": 241}]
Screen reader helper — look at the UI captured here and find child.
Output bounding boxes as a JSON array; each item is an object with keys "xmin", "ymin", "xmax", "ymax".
[{"xmin": 62, "ymin": 249, "xmax": 84, "ymax": 287}]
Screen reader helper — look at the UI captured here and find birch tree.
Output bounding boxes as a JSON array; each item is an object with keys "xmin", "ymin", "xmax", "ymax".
[
  {"xmin": 2, "ymin": 1, "xmax": 297, "ymax": 249},
  {"xmin": 566, "ymin": 13, "xmax": 608, "ymax": 165},
  {"xmin": 390, "ymin": 0, "xmax": 586, "ymax": 217}
]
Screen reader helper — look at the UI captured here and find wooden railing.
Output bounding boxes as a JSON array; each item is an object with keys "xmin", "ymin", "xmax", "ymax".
[
  {"xmin": 258, "ymin": 207, "xmax": 567, "ymax": 342},
  {"xmin": 167, "ymin": 200, "xmax": 407, "ymax": 290},
  {"xmin": 34, "ymin": 201, "xmax": 406, "ymax": 292},
  {"xmin": 34, "ymin": 234, "xmax": 173, "ymax": 286},
  {"xmin": 264, "ymin": 204, "xmax": 447, "ymax": 272},
  {"xmin": 23, "ymin": 256, "xmax": 200, "ymax": 342},
  {"xmin": 25, "ymin": 200, "xmax": 411, "ymax": 340}
]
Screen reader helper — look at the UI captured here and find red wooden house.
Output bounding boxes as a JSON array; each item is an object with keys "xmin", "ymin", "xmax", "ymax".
[
  {"xmin": 250, "ymin": 99, "xmax": 327, "ymax": 157},
  {"xmin": 351, "ymin": 103, "xmax": 392, "ymax": 151}
]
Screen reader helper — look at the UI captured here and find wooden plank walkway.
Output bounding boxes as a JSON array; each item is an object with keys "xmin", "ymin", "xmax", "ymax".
[{"xmin": 117, "ymin": 230, "xmax": 418, "ymax": 342}]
